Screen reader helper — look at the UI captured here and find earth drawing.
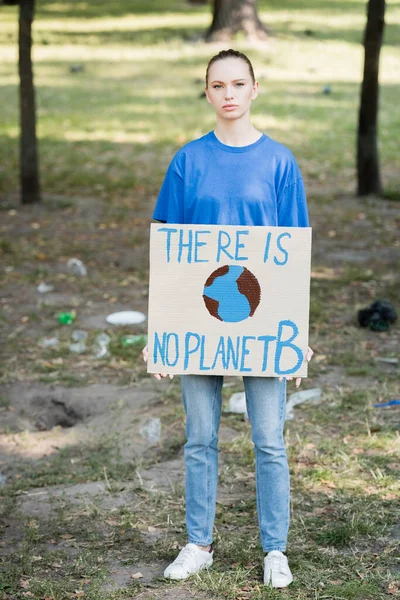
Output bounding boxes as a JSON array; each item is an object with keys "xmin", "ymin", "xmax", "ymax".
[{"xmin": 203, "ymin": 265, "xmax": 261, "ymax": 323}]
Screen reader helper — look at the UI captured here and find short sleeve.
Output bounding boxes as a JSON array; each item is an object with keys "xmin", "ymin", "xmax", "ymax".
[
  {"xmin": 277, "ymin": 178, "xmax": 309, "ymax": 227},
  {"xmin": 152, "ymin": 153, "xmax": 184, "ymax": 224}
]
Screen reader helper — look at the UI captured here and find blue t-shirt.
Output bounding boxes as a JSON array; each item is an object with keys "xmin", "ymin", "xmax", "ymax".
[{"xmin": 152, "ymin": 130, "xmax": 309, "ymax": 227}]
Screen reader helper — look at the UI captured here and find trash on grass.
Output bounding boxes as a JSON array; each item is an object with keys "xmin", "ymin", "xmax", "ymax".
[
  {"xmin": 374, "ymin": 357, "xmax": 398, "ymax": 365},
  {"xmin": 358, "ymin": 299, "xmax": 397, "ymax": 331},
  {"xmin": 227, "ymin": 391, "xmax": 248, "ymax": 420},
  {"xmin": 93, "ymin": 332, "xmax": 111, "ymax": 358},
  {"xmin": 373, "ymin": 399, "xmax": 400, "ymax": 408},
  {"xmin": 140, "ymin": 418, "xmax": 161, "ymax": 445},
  {"xmin": 58, "ymin": 311, "xmax": 76, "ymax": 325},
  {"xmin": 39, "ymin": 336, "xmax": 59, "ymax": 348},
  {"xmin": 106, "ymin": 311, "xmax": 146, "ymax": 326},
  {"xmin": 0, "ymin": 473, "xmax": 6, "ymax": 486},
  {"xmin": 121, "ymin": 334, "xmax": 148, "ymax": 347},
  {"xmin": 67, "ymin": 258, "xmax": 87, "ymax": 277},
  {"xmin": 71, "ymin": 330, "xmax": 88, "ymax": 342},
  {"xmin": 37, "ymin": 282, "xmax": 54, "ymax": 293},
  {"xmin": 286, "ymin": 388, "xmax": 322, "ymax": 420},
  {"xmin": 69, "ymin": 342, "xmax": 87, "ymax": 354}
]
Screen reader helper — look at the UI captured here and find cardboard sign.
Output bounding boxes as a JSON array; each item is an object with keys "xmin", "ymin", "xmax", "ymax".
[{"xmin": 147, "ymin": 224, "xmax": 312, "ymax": 377}]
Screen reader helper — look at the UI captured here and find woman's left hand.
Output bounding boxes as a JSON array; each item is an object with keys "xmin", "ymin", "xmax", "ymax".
[{"xmin": 279, "ymin": 346, "xmax": 314, "ymax": 388}]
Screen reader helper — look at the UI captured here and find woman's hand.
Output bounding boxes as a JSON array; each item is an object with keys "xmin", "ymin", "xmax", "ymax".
[
  {"xmin": 141, "ymin": 345, "xmax": 174, "ymax": 380},
  {"xmin": 279, "ymin": 346, "xmax": 314, "ymax": 388}
]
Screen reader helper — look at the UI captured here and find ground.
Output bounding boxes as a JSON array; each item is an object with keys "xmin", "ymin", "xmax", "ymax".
[
  {"xmin": 0, "ymin": 190, "xmax": 399, "ymax": 599},
  {"xmin": 1, "ymin": 0, "xmax": 400, "ymax": 598}
]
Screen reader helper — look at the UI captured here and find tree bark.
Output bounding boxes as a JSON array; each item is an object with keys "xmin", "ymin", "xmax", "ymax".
[
  {"xmin": 357, "ymin": 0, "xmax": 385, "ymax": 196},
  {"xmin": 19, "ymin": 0, "xmax": 40, "ymax": 203},
  {"xmin": 206, "ymin": 0, "xmax": 268, "ymax": 43}
]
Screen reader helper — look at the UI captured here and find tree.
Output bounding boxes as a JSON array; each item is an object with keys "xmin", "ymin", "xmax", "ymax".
[
  {"xmin": 206, "ymin": 0, "xmax": 268, "ymax": 43},
  {"xmin": 357, "ymin": 0, "xmax": 385, "ymax": 196},
  {"xmin": 2, "ymin": 0, "xmax": 41, "ymax": 203}
]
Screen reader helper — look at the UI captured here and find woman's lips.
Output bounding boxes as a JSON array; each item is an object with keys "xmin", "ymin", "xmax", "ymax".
[{"xmin": 223, "ymin": 105, "xmax": 238, "ymax": 110}]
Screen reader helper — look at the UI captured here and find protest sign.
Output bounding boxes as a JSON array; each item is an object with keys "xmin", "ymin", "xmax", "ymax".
[{"xmin": 147, "ymin": 224, "xmax": 312, "ymax": 377}]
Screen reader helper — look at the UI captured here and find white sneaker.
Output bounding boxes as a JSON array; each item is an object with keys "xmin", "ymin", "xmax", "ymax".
[
  {"xmin": 163, "ymin": 543, "xmax": 213, "ymax": 580},
  {"xmin": 264, "ymin": 550, "xmax": 293, "ymax": 588}
]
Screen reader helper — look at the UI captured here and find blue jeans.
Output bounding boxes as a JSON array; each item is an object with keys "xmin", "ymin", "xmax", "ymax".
[{"xmin": 180, "ymin": 374, "xmax": 289, "ymax": 553}]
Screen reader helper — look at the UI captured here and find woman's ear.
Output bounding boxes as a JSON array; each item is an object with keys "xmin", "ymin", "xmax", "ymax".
[
  {"xmin": 204, "ymin": 87, "xmax": 212, "ymax": 104},
  {"xmin": 251, "ymin": 81, "xmax": 259, "ymax": 100}
]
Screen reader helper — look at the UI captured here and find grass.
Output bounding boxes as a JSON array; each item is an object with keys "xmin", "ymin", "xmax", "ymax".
[
  {"xmin": 0, "ymin": 0, "xmax": 399, "ymax": 599},
  {"xmin": 0, "ymin": 1, "xmax": 400, "ymax": 200}
]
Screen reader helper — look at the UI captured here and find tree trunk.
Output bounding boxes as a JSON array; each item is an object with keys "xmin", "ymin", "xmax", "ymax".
[
  {"xmin": 19, "ymin": 0, "xmax": 40, "ymax": 203},
  {"xmin": 356, "ymin": 0, "xmax": 385, "ymax": 196},
  {"xmin": 206, "ymin": 0, "xmax": 268, "ymax": 43}
]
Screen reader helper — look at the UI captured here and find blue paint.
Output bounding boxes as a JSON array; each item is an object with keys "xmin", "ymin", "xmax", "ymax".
[
  {"xmin": 158, "ymin": 227, "xmax": 177, "ymax": 263},
  {"xmin": 373, "ymin": 399, "xmax": 400, "ymax": 408},
  {"xmin": 165, "ymin": 332, "xmax": 179, "ymax": 367},
  {"xmin": 204, "ymin": 265, "xmax": 250, "ymax": 322},
  {"xmin": 177, "ymin": 227, "xmax": 193, "ymax": 263},
  {"xmin": 199, "ymin": 335, "xmax": 211, "ymax": 370},
  {"xmin": 257, "ymin": 334, "xmax": 277, "ymax": 371},
  {"xmin": 275, "ymin": 320, "xmax": 303, "ymax": 374},
  {"xmin": 194, "ymin": 230, "xmax": 211, "ymax": 263},
  {"xmin": 211, "ymin": 336, "xmax": 228, "ymax": 369},
  {"xmin": 153, "ymin": 331, "xmax": 166, "ymax": 365},
  {"xmin": 240, "ymin": 336, "xmax": 255, "ymax": 372},
  {"xmin": 274, "ymin": 232, "xmax": 291, "ymax": 266},
  {"xmin": 227, "ymin": 336, "xmax": 240, "ymax": 369},
  {"xmin": 216, "ymin": 230, "xmax": 234, "ymax": 262},
  {"xmin": 184, "ymin": 332, "xmax": 201, "ymax": 370},
  {"xmin": 263, "ymin": 231, "xmax": 272, "ymax": 263},
  {"xmin": 235, "ymin": 230, "xmax": 249, "ymax": 261}
]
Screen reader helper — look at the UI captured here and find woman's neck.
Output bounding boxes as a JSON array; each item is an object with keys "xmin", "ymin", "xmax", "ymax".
[{"xmin": 213, "ymin": 120, "xmax": 262, "ymax": 147}]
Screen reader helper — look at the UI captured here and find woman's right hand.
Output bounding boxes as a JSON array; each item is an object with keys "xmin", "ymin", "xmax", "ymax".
[{"xmin": 141, "ymin": 345, "xmax": 174, "ymax": 380}]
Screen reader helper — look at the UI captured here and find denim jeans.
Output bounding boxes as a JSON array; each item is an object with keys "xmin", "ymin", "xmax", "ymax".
[{"xmin": 180, "ymin": 374, "xmax": 289, "ymax": 553}]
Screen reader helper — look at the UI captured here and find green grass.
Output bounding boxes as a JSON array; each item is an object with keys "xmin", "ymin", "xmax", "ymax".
[
  {"xmin": 0, "ymin": 0, "xmax": 399, "ymax": 200},
  {"xmin": 0, "ymin": 1, "xmax": 399, "ymax": 599}
]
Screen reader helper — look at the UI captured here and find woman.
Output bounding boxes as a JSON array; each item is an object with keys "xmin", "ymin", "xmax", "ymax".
[{"xmin": 142, "ymin": 48, "xmax": 313, "ymax": 588}]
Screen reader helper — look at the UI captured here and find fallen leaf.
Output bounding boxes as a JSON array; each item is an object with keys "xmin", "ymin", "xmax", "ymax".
[
  {"xmin": 131, "ymin": 572, "xmax": 143, "ymax": 579},
  {"xmin": 382, "ymin": 493, "xmax": 398, "ymax": 500},
  {"xmin": 363, "ymin": 486, "xmax": 378, "ymax": 495},
  {"xmin": 60, "ymin": 533, "xmax": 74, "ymax": 540},
  {"xmin": 320, "ymin": 479, "xmax": 336, "ymax": 488},
  {"xmin": 387, "ymin": 581, "xmax": 400, "ymax": 595},
  {"xmin": 19, "ymin": 579, "xmax": 30, "ymax": 589},
  {"xmin": 313, "ymin": 507, "xmax": 326, "ymax": 515},
  {"xmin": 148, "ymin": 526, "xmax": 157, "ymax": 533}
]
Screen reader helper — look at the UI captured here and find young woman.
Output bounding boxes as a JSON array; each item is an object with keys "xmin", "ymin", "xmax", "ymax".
[{"xmin": 142, "ymin": 48, "xmax": 313, "ymax": 588}]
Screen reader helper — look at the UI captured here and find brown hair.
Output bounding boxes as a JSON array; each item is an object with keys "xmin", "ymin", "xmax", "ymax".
[{"xmin": 205, "ymin": 49, "xmax": 256, "ymax": 88}]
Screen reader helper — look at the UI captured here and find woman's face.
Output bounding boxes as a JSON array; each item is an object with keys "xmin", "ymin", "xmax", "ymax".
[{"xmin": 205, "ymin": 57, "xmax": 258, "ymax": 120}]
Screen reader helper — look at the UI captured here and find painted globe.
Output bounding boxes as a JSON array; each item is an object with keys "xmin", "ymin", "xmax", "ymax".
[{"xmin": 203, "ymin": 265, "xmax": 261, "ymax": 323}]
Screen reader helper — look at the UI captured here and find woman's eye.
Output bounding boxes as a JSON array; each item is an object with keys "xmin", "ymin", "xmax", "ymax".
[{"xmin": 212, "ymin": 83, "xmax": 244, "ymax": 89}]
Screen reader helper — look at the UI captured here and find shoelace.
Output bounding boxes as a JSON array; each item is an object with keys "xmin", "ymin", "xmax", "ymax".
[
  {"xmin": 267, "ymin": 553, "xmax": 286, "ymax": 573},
  {"xmin": 173, "ymin": 545, "xmax": 198, "ymax": 566}
]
